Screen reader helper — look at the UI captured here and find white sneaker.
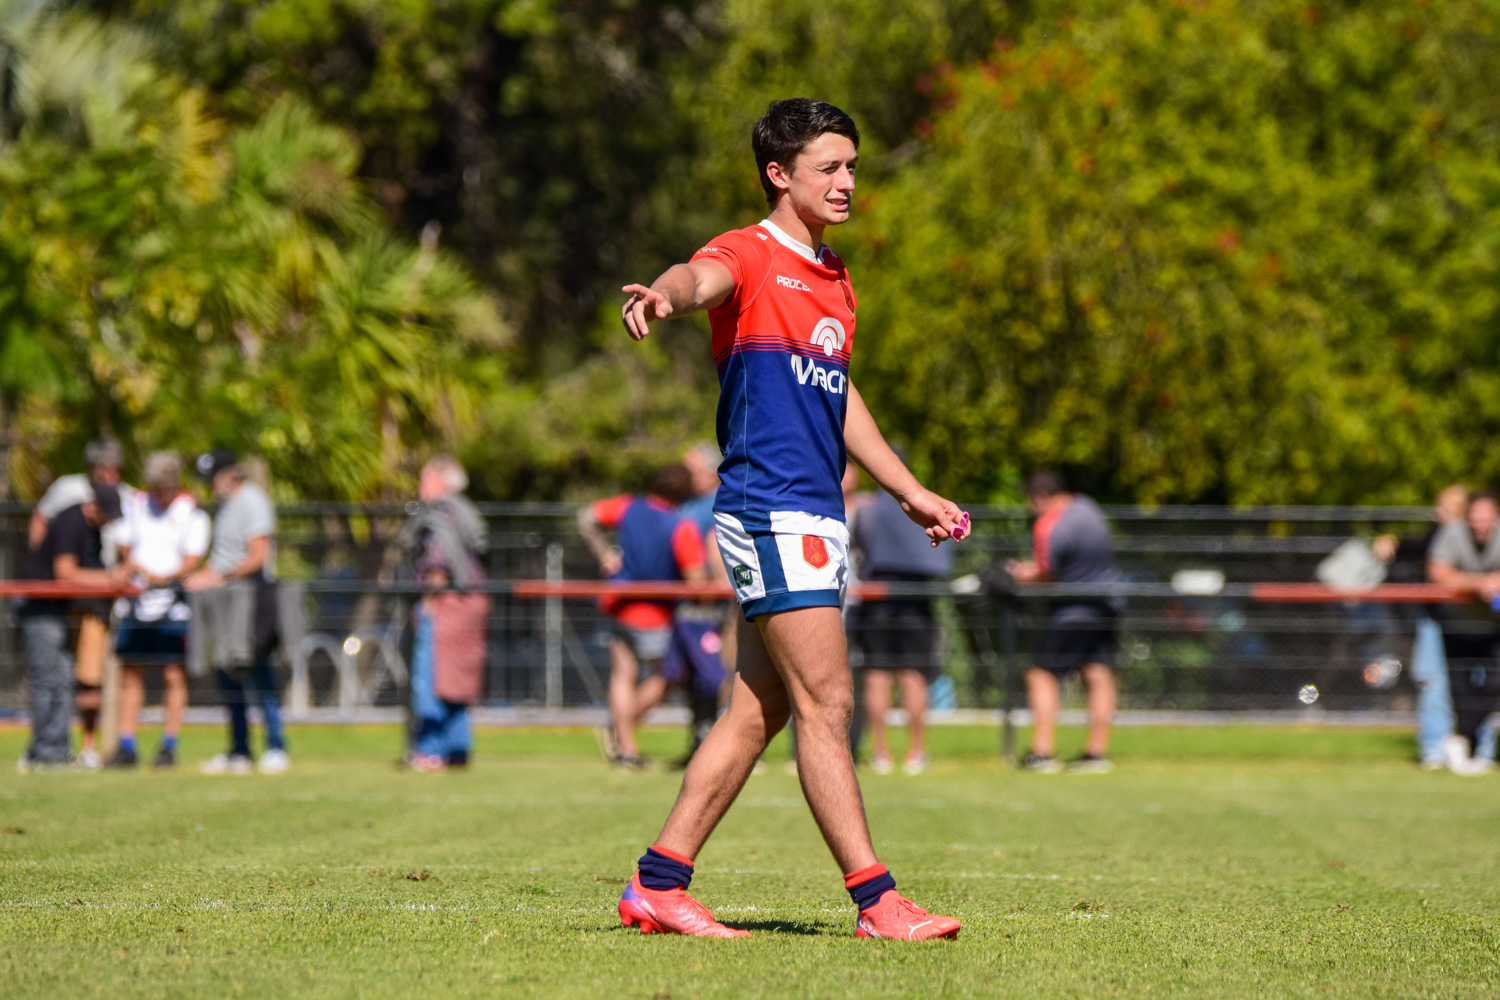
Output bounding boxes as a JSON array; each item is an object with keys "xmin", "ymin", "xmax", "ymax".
[
  {"xmin": 77, "ymin": 747, "xmax": 102, "ymax": 771},
  {"xmin": 871, "ymin": 752, "xmax": 895, "ymax": 775},
  {"xmin": 257, "ymin": 749, "xmax": 290, "ymax": 775},
  {"xmin": 902, "ymin": 753, "xmax": 930, "ymax": 776},
  {"xmin": 200, "ymin": 753, "xmax": 254, "ymax": 775},
  {"xmin": 16, "ymin": 752, "xmax": 32, "ymax": 775}
]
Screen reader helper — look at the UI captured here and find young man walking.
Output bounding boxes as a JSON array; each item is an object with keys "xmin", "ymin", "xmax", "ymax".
[{"xmin": 616, "ymin": 99, "xmax": 969, "ymax": 940}]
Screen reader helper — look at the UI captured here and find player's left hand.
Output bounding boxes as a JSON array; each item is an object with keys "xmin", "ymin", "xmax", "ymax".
[{"xmin": 898, "ymin": 488, "xmax": 971, "ymax": 547}]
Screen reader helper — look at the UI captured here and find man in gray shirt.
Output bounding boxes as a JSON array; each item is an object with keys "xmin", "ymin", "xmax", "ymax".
[
  {"xmin": 1427, "ymin": 489, "xmax": 1500, "ymax": 761},
  {"xmin": 1008, "ymin": 471, "xmax": 1121, "ymax": 774},
  {"xmin": 850, "ymin": 475, "xmax": 954, "ymax": 775},
  {"xmin": 186, "ymin": 448, "xmax": 287, "ymax": 775}
]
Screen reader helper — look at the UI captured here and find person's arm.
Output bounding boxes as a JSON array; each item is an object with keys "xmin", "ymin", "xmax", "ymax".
[
  {"xmin": 27, "ymin": 510, "xmax": 48, "ymax": 550},
  {"xmin": 843, "ymin": 381, "xmax": 966, "ymax": 546},
  {"xmin": 53, "ymin": 553, "xmax": 119, "ymax": 585},
  {"xmin": 577, "ymin": 505, "xmax": 623, "ymax": 577},
  {"xmin": 621, "ymin": 259, "xmax": 735, "ymax": 341},
  {"xmin": 186, "ymin": 537, "xmax": 267, "ymax": 590},
  {"xmin": 672, "ymin": 520, "xmax": 710, "ymax": 588},
  {"xmin": 1428, "ymin": 558, "xmax": 1500, "ymax": 602}
]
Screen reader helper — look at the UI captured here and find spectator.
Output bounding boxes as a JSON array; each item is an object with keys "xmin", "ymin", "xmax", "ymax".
[
  {"xmin": 578, "ymin": 465, "xmax": 707, "ymax": 769},
  {"xmin": 28, "ymin": 438, "xmax": 133, "ymax": 767},
  {"xmin": 1373, "ymin": 484, "xmax": 1469, "ymax": 582},
  {"xmin": 671, "ymin": 444, "xmax": 736, "ymax": 767},
  {"xmin": 399, "ymin": 455, "xmax": 492, "ymax": 772},
  {"xmin": 678, "ymin": 443, "xmax": 721, "ymax": 538},
  {"xmin": 187, "ymin": 448, "xmax": 288, "ymax": 775},
  {"xmin": 1426, "ymin": 489, "xmax": 1500, "ymax": 774},
  {"xmin": 106, "ymin": 452, "xmax": 211, "ymax": 770},
  {"xmin": 1371, "ymin": 483, "xmax": 1467, "ymax": 768},
  {"xmin": 17, "ymin": 484, "xmax": 123, "ymax": 771},
  {"xmin": 850, "ymin": 457, "xmax": 953, "ymax": 775},
  {"xmin": 28, "ymin": 437, "xmax": 129, "ymax": 550},
  {"xmin": 1008, "ymin": 471, "xmax": 1121, "ymax": 774}
]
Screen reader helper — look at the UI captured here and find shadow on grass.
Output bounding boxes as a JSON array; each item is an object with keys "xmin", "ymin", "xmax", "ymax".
[{"xmin": 597, "ymin": 919, "xmax": 837, "ymax": 937}]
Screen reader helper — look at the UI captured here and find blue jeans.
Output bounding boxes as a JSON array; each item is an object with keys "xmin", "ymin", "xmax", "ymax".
[
  {"xmin": 215, "ymin": 661, "xmax": 285, "ymax": 758},
  {"xmin": 22, "ymin": 616, "xmax": 73, "ymax": 763},
  {"xmin": 411, "ymin": 608, "xmax": 470, "ymax": 761},
  {"xmin": 1411, "ymin": 618, "xmax": 1453, "ymax": 763}
]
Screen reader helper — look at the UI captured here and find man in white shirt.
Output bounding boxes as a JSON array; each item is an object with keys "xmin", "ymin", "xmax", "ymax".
[{"xmin": 106, "ymin": 452, "xmax": 210, "ymax": 769}]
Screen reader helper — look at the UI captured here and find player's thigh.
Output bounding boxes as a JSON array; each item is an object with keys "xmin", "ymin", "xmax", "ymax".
[
  {"xmin": 757, "ymin": 606, "xmax": 851, "ymax": 707},
  {"xmin": 724, "ymin": 616, "xmax": 790, "ymax": 726}
]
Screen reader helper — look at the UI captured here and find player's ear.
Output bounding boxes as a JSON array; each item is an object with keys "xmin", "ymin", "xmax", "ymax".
[{"xmin": 765, "ymin": 160, "xmax": 793, "ymax": 193}]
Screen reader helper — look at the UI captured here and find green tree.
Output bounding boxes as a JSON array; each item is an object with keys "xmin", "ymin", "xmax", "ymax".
[
  {"xmin": 848, "ymin": 0, "xmax": 1500, "ymax": 503},
  {"xmin": 1, "ymin": 2, "xmax": 507, "ymax": 500}
]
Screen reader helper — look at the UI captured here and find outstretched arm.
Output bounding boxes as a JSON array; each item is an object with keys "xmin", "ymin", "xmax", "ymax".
[
  {"xmin": 621, "ymin": 259, "xmax": 735, "ymax": 341},
  {"xmin": 844, "ymin": 381, "xmax": 968, "ymax": 546}
]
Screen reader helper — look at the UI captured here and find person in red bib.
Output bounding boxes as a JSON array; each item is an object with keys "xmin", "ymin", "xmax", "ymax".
[
  {"xmin": 614, "ymin": 99, "xmax": 969, "ymax": 941},
  {"xmin": 578, "ymin": 464, "xmax": 707, "ymax": 768}
]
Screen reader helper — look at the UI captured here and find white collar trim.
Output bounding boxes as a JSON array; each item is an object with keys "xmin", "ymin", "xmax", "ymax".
[{"xmin": 759, "ymin": 218, "xmax": 826, "ymax": 264}]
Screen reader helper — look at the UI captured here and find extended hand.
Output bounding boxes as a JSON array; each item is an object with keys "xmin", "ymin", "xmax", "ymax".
[
  {"xmin": 899, "ymin": 487, "xmax": 970, "ymax": 547},
  {"xmin": 621, "ymin": 284, "xmax": 674, "ymax": 341}
]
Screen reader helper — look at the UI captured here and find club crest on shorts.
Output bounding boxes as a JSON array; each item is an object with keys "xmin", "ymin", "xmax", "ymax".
[
  {"xmin": 802, "ymin": 535, "xmax": 830, "ymax": 569},
  {"xmin": 733, "ymin": 564, "xmax": 754, "ymax": 588}
]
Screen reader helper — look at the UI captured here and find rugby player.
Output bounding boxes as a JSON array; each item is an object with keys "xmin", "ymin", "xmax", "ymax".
[{"xmin": 616, "ymin": 98, "xmax": 969, "ymax": 940}]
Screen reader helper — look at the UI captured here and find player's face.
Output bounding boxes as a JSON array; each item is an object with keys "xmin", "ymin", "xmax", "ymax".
[{"xmin": 777, "ymin": 133, "xmax": 858, "ymax": 227}]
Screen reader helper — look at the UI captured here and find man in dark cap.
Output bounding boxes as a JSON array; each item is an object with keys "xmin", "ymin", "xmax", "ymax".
[{"xmin": 18, "ymin": 484, "xmax": 125, "ymax": 771}]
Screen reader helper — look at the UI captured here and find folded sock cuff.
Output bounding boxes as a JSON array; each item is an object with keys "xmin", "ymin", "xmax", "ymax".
[
  {"xmin": 843, "ymin": 863, "xmax": 888, "ymax": 890},
  {"xmin": 638, "ymin": 846, "xmax": 695, "ymax": 891},
  {"xmin": 649, "ymin": 844, "xmax": 694, "ymax": 867},
  {"xmin": 845, "ymin": 864, "xmax": 896, "ymax": 911}
]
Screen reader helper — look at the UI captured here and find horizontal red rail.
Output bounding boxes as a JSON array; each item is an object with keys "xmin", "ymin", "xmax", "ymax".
[
  {"xmin": 0, "ymin": 581, "xmax": 140, "ymax": 599},
  {"xmin": 1248, "ymin": 583, "xmax": 1467, "ymax": 604}
]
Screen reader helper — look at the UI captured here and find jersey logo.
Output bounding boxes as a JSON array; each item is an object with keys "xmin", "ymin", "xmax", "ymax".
[
  {"xmin": 777, "ymin": 275, "xmax": 811, "ymax": 292},
  {"xmin": 802, "ymin": 535, "xmax": 830, "ymax": 569},
  {"xmin": 811, "ymin": 317, "xmax": 846, "ymax": 357},
  {"xmin": 733, "ymin": 565, "xmax": 754, "ymax": 589},
  {"xmin": 790, "ymin": 355, "xmax": 846, "ymax": 394}
]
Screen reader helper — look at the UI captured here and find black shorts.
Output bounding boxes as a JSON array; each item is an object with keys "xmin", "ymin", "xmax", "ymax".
[
  {"xmin": 853, "ymin": 599, "xmax": 941, "ymax": 681},
  {"xmin": 1034, "ymin": 607, "xmax": 1118, "ymax": 675},
  {"xmin": 115, "ymin": 617, "xmax": 188, "ymax": 665}
]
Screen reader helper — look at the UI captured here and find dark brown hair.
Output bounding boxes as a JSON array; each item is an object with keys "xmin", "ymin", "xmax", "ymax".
[
  {"xmin": 1025, "ymin": 470, "xmax": 1068, "ymax": 499},
  {"xmin": 649, "ymin": 464, "xmax": 694, "ymax": 506},
  {"xmin": 752, "ymin": 99, "xmax": 860, "ymax": 208}
]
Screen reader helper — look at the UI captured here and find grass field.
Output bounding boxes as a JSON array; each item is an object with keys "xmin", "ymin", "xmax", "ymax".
[{"xmin": 2, "ymin": 722, "xmax": 1499, "ymax": 999}]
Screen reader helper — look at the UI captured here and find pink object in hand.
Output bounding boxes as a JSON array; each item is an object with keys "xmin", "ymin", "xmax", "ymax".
[{"xmin": 950, "ymin": 511, "xmax": 972, "ymax": 542}]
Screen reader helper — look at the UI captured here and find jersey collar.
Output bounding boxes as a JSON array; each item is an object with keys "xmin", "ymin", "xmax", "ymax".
[{"xmin": 759, "ymin": 218, "xmax": 828, "ymax": 264}]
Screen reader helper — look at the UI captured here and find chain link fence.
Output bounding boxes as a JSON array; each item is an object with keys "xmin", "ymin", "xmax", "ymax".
[{"xmin": 0, "ymin": 501, "xmax": 1471, "ymax": 719}]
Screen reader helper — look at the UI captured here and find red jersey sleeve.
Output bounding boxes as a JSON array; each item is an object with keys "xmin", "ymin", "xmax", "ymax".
[
  {"xmin": 690, "ymin": 227, "xmax": 773, "ymax": 313},
  {"xmin": 591, "ymin": 494, "xmax": 632, "ymax": 530},
  {"xmin": 671, "ymin": 519, "xmax": 706, "ymax": 574},
  {"xmin": 1032, "ymin": 502, "xmax": 1067, "ymax": 575}
]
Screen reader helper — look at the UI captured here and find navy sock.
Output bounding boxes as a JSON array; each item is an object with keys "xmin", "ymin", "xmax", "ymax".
[
  {"xmin": 845, "ymin": 864, "xmax": 897, "ymax": 910},
  {"xmin": 162, "ymin": 735, "xmax": 178, "ymax": 752},
  {"xmin": 637, "ymin": 846, "xmax": 694, "ymax": 891},
  {"xmin": 119, "ymin": 736, "xmax": 137, "ymax": 754}
]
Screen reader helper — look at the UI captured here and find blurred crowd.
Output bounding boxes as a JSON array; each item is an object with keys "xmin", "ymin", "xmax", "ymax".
[{"xmin": 13, "ymin": 441, "xmax": 1500, "ymax": 779}]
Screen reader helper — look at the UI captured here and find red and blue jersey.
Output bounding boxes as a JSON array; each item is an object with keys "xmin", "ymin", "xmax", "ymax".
[
  {"xmin": 591, "ymin": 494, "xmax": 705, "ymax": 629},
  {"xmin": 691, "ymin": 220, "xmax": 858, "ymax": 523}
]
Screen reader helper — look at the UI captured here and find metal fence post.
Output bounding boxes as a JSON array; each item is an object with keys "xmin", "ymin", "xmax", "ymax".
[{"xmin": 545, "ymin": 542, "xmax": 563, "ymax": 707}]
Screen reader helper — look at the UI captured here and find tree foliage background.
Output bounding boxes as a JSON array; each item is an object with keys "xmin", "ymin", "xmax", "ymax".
[{"xmin": 4, "ymin": 0, "xmax": 1500, "ymax": 503}]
